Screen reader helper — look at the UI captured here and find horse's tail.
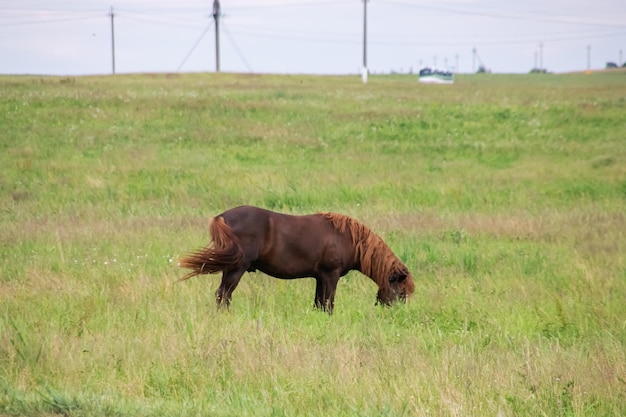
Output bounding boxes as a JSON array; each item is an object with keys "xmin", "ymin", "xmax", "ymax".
[{"xmin": 178, "ymin": 216, "xmax": 245, "ymax": 281}]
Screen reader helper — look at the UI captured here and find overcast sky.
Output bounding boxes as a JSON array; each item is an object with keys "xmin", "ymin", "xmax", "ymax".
[{"xmin": 1, "ymin": 0, "xmax": 625, "ymax": 76}]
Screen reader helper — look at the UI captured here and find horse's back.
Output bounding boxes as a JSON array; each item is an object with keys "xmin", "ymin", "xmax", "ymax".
[
  {"xmin": 219, "ymin": 206, "xmax": 332, "ymax": 251},
  {"xmin": 219, "ymin": 205, "xmax": 323, "ymax": 236}
]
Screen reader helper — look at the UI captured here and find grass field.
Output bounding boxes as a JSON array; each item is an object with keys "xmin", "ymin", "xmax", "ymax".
[{"xmin": 1, "ymin": 71, "xmax": 625, "ymax": 416}]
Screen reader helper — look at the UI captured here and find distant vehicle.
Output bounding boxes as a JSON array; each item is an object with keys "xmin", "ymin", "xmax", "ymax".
[{"xmin": 418, "ymin": 67, "xmax": 454, "ymax": 84}]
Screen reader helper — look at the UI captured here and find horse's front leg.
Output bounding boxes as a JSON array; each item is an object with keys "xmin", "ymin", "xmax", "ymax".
[
  {"xmin": 314, "ymin": 273, "xmax": 340, "ymax": 314},
  {"xmin": 314, "ymin": 278, "xmax": 325, "ymax": 310}
]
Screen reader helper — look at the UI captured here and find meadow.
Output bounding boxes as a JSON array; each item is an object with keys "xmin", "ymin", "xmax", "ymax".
[{"xmin": 1, "ymin": 71, "xmax": 625, "ymax": 416}]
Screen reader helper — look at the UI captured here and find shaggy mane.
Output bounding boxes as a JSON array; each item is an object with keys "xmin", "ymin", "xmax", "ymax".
[{"xmin": 320, "ymin": 212, "xmax": 405, "ymax": 287}]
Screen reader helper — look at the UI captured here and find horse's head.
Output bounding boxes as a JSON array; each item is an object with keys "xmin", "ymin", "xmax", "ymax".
[{"xmin": 377, "ymin": 266, "xmax": 415, "ymax": 306}]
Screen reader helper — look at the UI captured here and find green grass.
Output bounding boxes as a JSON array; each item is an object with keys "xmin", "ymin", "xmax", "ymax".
[{"xmin": 1, "ymin": 72, "xmax": 625, "ymax": 416}]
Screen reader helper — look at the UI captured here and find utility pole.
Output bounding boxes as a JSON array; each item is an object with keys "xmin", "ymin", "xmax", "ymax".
[
  {"xmin": 587, "ymin": 45, "xmax": 591, "ymax": 72},
  {"xmin": 109, "ymin": 6, "xmax": 116, "ymax": 74},
  {"xmin": 362, "ymin": 0, "xmax": 368, "ymax": 83},
  {"xmin": 539, "ymin": 42, "xmax": 543, "ymax": 72},
  {"xmin": 213, "ymin": 0, "xmax": 221, "ymax": 72},
  {"xmin": 472, "ymin": 47, "xmax": 476, "ymax": 73}
]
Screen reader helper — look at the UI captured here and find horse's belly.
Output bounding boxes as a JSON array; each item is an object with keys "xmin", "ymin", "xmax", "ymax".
[
  {"xmin": 250, "ymin": 261, "xmax": 315, "ymax": 280},
  {"xmin": 249, "ymin": 265, "xmax": 316, "ymax": 279}
]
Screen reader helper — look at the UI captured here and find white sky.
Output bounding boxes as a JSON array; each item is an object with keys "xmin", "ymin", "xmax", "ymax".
[{"xmin": 1, "ymin": 0, "xmax": 625, "ymax": 75}]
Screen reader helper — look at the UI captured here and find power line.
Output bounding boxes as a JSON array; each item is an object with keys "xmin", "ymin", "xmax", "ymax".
[
  {"xmin": 1, "ymin": 13, "xmax": 104, "ymax": 26},
  {"xmin": 222, "ymin": 22, "xmax": 253, "ymax": 72},
  {"xmin": 380, "ymin": 0, "xmax": 626, "ymax": 28},
  {"xmin": 222, "ymin": 1, "xmax": 350, "ymax": 12},
  {"xmin": 117, "ymin": 14, "xmax": 205, "ymax": 31},
  {"xmin": 224, "ymin": 25, "xmax": 626, "ymax": 47},
  {"xmin": 177, "ymin": 21, "xmax": 214, "ymax": 72},
  {"xmin": 2, "ymin": 6, "xmax": 622, "ymax": 48}
]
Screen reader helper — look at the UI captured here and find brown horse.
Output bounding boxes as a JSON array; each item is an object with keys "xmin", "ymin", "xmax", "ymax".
[{"xmin": 178, "ymin": 205, "xmax": 415, "ymax": 313}]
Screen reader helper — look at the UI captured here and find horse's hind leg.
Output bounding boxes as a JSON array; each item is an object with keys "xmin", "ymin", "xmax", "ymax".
[{"xmin": 215, "ymin": 268, "xmax": 245, "ymax": 309}]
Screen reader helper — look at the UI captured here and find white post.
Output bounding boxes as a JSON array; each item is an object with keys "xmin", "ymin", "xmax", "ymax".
[{"xmin": 362, "ymin": 0, "xmax": 368, "ymax": 84}]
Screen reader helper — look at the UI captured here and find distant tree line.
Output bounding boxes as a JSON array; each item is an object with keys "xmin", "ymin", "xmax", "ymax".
[{"xmin": 526, "ymin": 62, "xmax": 625, "ymax": 74}]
